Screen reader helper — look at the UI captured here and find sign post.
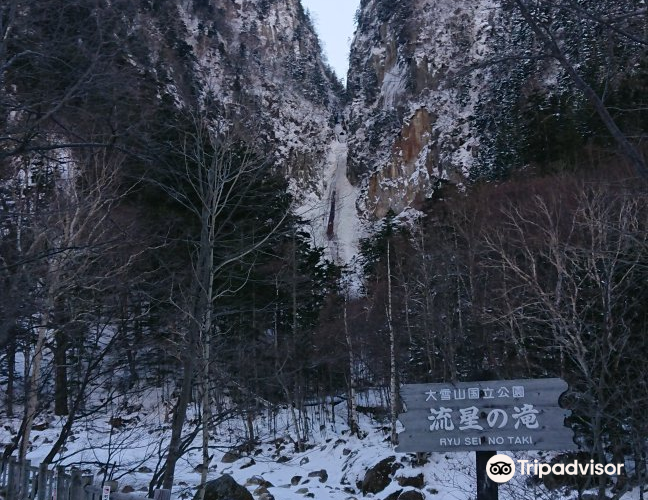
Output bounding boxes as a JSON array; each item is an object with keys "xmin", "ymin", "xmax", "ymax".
[
  {"xmin": 397, "ymin": 378, "xmax": 576, "ymax": 500},
  {"xmin": 476, "ymin": 451, "xmax": 497, "ymax": 500}
]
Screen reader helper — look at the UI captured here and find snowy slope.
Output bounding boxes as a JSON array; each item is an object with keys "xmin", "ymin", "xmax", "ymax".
[{"xmin": 1, "ymin": 390, "xmax": 638, "ymax": 500}]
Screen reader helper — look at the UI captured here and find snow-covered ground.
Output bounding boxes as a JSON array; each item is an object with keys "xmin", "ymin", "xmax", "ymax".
[{"xmin": 1, "ymin": 386, "xmax": 640, "ymax": 500}]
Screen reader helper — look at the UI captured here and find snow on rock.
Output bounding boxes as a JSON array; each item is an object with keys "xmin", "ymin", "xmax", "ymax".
[
  {"xmin": 345, "ymin": 0, "xmax": 536, "ymax": 219},
  {"xmin": 293, "ymin": 123, "xmax": 366, "ymax": 291}
]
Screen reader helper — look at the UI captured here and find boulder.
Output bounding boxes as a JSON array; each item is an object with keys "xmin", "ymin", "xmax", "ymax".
[
  {"xmin": 221, "ymin": 451, "xmax": 241, "ymax": 464},
  {"xmin": 396, "ymin": 474, "xmax": 425, "ymax": 489},
  {"xmin": 245, "ymin": 477, "xmax": 272, "ymax": 488},
  {"xmin": 199, "ymin": 475, "xmax": 253, "ymax": 500},
  {"xmin": 253, "ymin": 486, "xmax": 272, "ymax": 497},
  {"xmin": 308, "ymin": 469, "xmax": 328, "ymax": 483},
  {"xmin": 362, "ymin": 457, "xmax": 396, "ymax": 494},
  {"xmin": 398, "ymin": 491, "xmax": 424, "ymax": 500},
  {"xmin": 290, "ymin": 476, "xmax": 302, "ymax": 486},
  {"xmin": 383, "ymin": 490, "xmax": 403, "ymax": 500}
]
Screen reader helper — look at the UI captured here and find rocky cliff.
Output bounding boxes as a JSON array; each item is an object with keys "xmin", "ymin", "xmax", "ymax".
[
  {"xmin": 161, "ymin": 0, "xmax": 342, "ymax": 181},
  {"xmin": 345, "ymin": 0, "xmax": 646, "ymax": 220},
  {"xmin": 3, "ymin": 0, "xmax": 644, "ymax": 261},
  {"xmin": 346, "ymin": 0, "xmax": 510, "ymax": 218},
  {"xmin": 1, "ymin": 0, "xmax": 342, "ymax": 189}
]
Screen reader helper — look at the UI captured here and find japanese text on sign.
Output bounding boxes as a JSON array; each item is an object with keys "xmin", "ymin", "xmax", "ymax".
[
  {"xmin": 397, "ymin": 378, "xmax": 576, "ymax": 452},
  {"xmin": 428, "ymin": 404, "xmax": 540, "ymax": 432},
  {"xmin": 425, "ymin": 385, "xmax": 525, "ymax": 402}
]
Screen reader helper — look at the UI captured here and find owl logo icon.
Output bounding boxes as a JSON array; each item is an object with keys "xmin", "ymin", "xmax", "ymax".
[{"xmin": 486, "ymin": 455, "xmax": 516, "ymax": 483}]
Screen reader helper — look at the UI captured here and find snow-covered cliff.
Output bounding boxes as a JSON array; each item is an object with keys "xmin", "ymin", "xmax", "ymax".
[
  {"xmin": 141, "ymin": 0, "xmax": 342, "ymax": 180},
  {"xmin": 346, "ymin": 0, "xmax": 511, "ymax": 219},
  {"xmin": 4, "ymin": 0, "xmax": 643, "ymax": 265}
]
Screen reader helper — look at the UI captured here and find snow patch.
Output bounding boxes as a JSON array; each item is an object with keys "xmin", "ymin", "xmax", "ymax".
[
  {"xmin": 381, "ymin": 62, "xmax": 407, "ymax": 110},
  {"xmin": 293, "ymin": 126, "xmax": 366, "ymax": 295}
]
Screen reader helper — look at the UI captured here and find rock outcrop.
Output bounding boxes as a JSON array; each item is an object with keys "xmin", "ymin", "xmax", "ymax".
[{"xmin": 198, "ymin": 475, "xmax": 253, "ymax": 500}]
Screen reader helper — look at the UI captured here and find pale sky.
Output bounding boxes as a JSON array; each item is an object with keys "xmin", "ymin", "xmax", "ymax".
[{"xmin": 300, "ymin": 0, "xmax": 360, "ymax": 83}]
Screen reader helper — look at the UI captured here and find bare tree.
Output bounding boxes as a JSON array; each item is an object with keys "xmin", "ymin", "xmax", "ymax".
[
  {"xmin": 342, "ymin": 289, "xmax": 360, "ymax": 437},
  {"xmin": 7, "ymin": 148, "xmax": 141, "ymax": 463},
  {"xmin": 155, "ymin": 112, "xmax": 289, "ymax": 493},
  {"xmin": 483, "ymin": 183, "xmax": 648, "ymax": 494},
  {"xmin": 385, "ymin": 239, "xmax": 398, "ymax": 445}
]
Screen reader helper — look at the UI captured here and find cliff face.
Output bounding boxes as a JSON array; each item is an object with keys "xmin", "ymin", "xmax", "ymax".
[
  {"xmin": 3, "ymin": 0, "xmax": 644, "ymax": 257},
  {"xmin": 346, "ymin": 0, "xmax": 507, "ymax": 219},
  {"xmin": 1, "ymin": 0, "xmax": 342, "ymax": 189},
  {"xmin": 345, "ymin": 0, "xmax": 647, "ymax": 220},
  {"xmin": 127, "ymin": 0, "xmax": 344, "ymax": 188}
]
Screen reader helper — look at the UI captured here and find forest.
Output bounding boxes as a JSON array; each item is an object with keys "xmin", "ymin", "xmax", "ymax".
[{"xmin": 1, "ymin": 0, "xmax": 647, "ymax": 498}]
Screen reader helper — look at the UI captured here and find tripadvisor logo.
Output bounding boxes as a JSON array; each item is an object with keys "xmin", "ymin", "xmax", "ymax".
[
  {"xmin": 486, "ymin": 454, "xmax": 516, "ymax": 483},
  {"xmin": 486, "ymin": 454, "xmax": 625, "ymax": 484}
]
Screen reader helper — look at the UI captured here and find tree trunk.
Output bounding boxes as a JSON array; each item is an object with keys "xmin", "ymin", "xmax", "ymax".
[
  {"xmin": 161, "ymin": 355, "xmax": 194, "ymax": 490},
  {"xmin": 54, "ymin": 330, "xmax": 69, "ymax": 415},
  {"xmin": 6, "ymin": 334, "xmax": 15, "ymax": 417},
  {"xmin": 19, "ymin": 319, "xmax": 48, "ymax": 462},
  {"xmin": 246, "ymin": 411, "xmax": 255, "ymax": 443},
  {"xmin": 343, "ymin": 297, "xmax": 359, "ymax": 436},
  {"xmin": 198, "ymin": 336, "xmax": 212, "ymax": 500},
  {"xmin": 386, "ymin": 241, "xmax": 398, "ymax": 445}
]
